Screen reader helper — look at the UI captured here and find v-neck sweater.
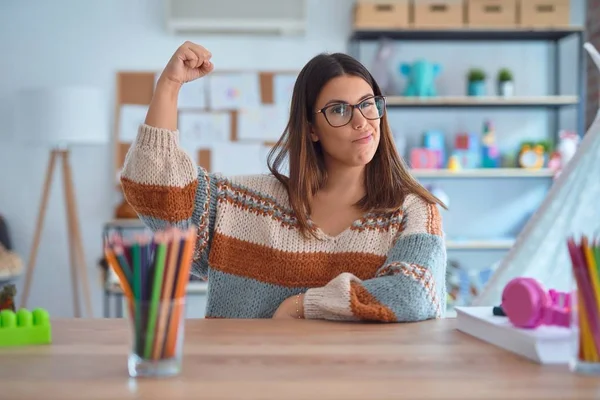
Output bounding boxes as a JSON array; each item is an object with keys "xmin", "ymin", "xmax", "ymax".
[{"xmin": 120, "ymin": 124, "xmax": 448, "ymax": 322}]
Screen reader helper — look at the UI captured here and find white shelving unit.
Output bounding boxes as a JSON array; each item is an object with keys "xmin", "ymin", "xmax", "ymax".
[
  {"xmin": 348, "ymin": 27, "xmax": 586, "ymax": 309},
  {"xmin": 446, "ymin": 239, "xmax": 515, "ymax": 250},
  {"xmin": 411, "ymin": 168, "xmax": 555, "ymax": 178}
]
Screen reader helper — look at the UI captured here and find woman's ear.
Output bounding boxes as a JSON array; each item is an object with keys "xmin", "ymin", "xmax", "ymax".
[{"xmin": 309, "ymin": 125, "xmax": 320, "ymax": 142}]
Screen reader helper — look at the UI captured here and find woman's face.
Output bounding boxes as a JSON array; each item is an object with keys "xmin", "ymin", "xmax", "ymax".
[{"xmin": 311, "ymin": 75, "xmax": 382, "ymax": 169}]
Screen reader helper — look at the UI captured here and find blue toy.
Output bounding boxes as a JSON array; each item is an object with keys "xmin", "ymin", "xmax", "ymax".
[
  {"xmin": 423, "ymin": 130, "xmax": 446, "ymax": 168},
  {"xmin": 481, "ymin": 120, "xmax": 500, "ymax": 168},
  {"xmin": 400, "ymin": 60, "xmax": 441, "ymax": 97}
]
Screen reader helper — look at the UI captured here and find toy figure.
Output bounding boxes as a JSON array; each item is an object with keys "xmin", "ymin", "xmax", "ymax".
[
  {"xmin": 0, "ymin": 284, "xmax": 16, "ymax": 312},
  {"xmin": 447, "ymin": 155, "xmax": 461, "ymax": 171},
  {"xmin": 423, "ymin": 130, "xmax": 446, "ymax": 168},
  {"xmin": 557, "ymin": 130, "xmax": 580, "ymax": 166},
  {"xmin": 481, "ymin": 120, "xmax": 500, "ymax": 168},
  {"xmin": 548, "ymin": 151, "xmax": 562, "ymax": 175},
  {"xmin": 400, "ymin": 59, "xmax": 441, "ymax": 97}
]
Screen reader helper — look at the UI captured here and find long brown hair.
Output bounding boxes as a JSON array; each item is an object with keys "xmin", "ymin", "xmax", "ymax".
[{"xmin": 267, "ymin": 52, "xmax": 446, "ymax": 237}]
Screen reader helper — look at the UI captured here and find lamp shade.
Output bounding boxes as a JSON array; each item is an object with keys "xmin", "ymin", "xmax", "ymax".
[{"xmin": 14, "ymin": 86, "xmax": 108, "ymax": 146}]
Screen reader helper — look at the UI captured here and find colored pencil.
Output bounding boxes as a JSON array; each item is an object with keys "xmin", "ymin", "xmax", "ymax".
[
  {"xmin": 567, "ymin": 235, "xmax": 600, "ymax": 363},
  {"xmin": 163, "ymin": 227, "xmax": 196, "ymax": 358},
  {"xmin": 144, "ymin": 234, "xmax": 167, "ymax": 359},
  {"xmin": 153, "ymin": 229, "xmax": 180, "ymax": 360},
  {"xmin": 102, "ymin": 226, "xmax": 197, "ymax": 361}
]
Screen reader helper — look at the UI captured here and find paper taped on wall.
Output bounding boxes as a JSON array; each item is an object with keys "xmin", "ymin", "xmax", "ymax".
[
  {"xmin": 273, "ymin": 73, "xmax": 297, "ymax": 107},
  {"xmin": 206, "ymin": 142, "xmax": 271, "ymax": 176},
  {"xmin": 178, "ymin": 112, "xmax": 231, "ymax": 155},
  {"xmin": 208, "ymin": 73, "xmax": 261, "ymax": 110},
  {"xmin": 154, "ymin": 72, "xmax": 207, "ymax": 109},
  {"xmin": 237, "ymin": 105, "xmax": 289, "ymax": 142}
]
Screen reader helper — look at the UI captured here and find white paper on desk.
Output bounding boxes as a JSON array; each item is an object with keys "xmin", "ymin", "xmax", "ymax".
[
  {"xmin": 207, "ymin": 142, "xmax": 271, "ymax": 176},
  {"xmin": 119, "ymin": 104, "xmax": 148, "ymax": 142},
  {"xmin": 273, "ymin": 73, "xmax": 297, "ymax": 107},
  {"xmin": 178, "ymin": 112, "xmax": 231, "ymax": 155},
  {"xmin": 208, "ymin": 73, "xmax": 261, "ymax": 110},
  {"xmin": 237, "ymin": 105, "xmax": 289, "ymax": 142}
]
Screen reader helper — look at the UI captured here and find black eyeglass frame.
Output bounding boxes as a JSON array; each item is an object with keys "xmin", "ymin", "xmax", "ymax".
[{"xmin": 314, "ymin": 95, "xmax": 387, "ymax": 128}]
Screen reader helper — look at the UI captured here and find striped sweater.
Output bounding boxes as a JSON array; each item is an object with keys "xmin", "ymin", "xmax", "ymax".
[{"xmin": 120, "ymin": 124, "xmax": 447, "ymax": 322}]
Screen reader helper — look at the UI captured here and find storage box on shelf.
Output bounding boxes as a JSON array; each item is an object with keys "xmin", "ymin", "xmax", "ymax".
[
  {"xmin": 518, "ymin": 0, "xmax": 570, "ymax": 28},
  {"xmin": 353, "ymin": 0, "xmax": 410, "ymax": 29},
  {"xmin": 466, "ymin": 0, "xmax": 517, "ymax": 28},
  {"xmin": 413, "ymin": 0, "xmax": 465, "ymax": 29}
]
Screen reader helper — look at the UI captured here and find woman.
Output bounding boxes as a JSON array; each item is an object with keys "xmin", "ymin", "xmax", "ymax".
[{"xmin": 121, "ymin": 41, "xmax": 447, "ymax": 321}]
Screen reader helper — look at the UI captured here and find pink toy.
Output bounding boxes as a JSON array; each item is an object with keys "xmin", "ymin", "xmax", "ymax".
[
  {"xmin": 501, "ymin": 277, "xmax": 571, "ymax": 329},
  {"xmin": 410, "ymin": 148, "xmax": 438, "ymax": 169}
]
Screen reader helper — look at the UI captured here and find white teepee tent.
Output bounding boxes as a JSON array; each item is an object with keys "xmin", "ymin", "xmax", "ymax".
[{"xmin": 473, "ymin": 43, "xmax": 600, "ymax": 306}]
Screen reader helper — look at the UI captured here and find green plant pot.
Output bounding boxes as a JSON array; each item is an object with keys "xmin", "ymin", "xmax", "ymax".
[{"xmin": 467, "ymin": 81, "xmax": 486, "ymax": 96}]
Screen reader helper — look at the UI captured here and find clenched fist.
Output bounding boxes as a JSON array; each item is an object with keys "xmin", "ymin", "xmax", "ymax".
[{"xmin": 158, "ymin": 41, "xmax": 214, "ymax": 88}]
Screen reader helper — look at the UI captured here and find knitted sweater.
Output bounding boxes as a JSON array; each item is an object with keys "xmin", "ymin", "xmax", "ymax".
[{"xmin": 120, "ymin": 124, "xmax": 447, "ymax": 322}]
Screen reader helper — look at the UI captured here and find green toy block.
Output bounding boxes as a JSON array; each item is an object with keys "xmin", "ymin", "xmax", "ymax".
[{"xmin": 0, "ymin": 308, "xmax": 51, "ymax": 347}]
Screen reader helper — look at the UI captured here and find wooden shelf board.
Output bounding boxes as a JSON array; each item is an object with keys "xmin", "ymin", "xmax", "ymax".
[
  {"xmin": 411, "ymin": 168, "xmax": 554, "ymax": 178},
  {"xmin": 351, "ymin": 27, "xmax": 584, "ymax": 41},
  {"xmin": 446, "ymin": 239, "xmax": 515, "ymax": 250},
  {"xmin": 385, "ymin": 95, "xmax": 578, "ymax": 108}
]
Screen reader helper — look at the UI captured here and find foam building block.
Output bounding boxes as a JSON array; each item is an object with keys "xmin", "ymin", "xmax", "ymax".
[
  {"xmin": 0, "ymin": 308, "xmax": 51, "ymax": 347},
  {"xmin": 410, "ymin": 148, "xmax": 438, "ymax": 169}
]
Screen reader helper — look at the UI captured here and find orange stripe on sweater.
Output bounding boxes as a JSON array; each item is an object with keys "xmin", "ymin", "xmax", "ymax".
[
  {"xmin": 208, "ymin": 233, "xmax": 386, "ymax": 288},
  {"xmin": 349, "ymin": 281, "xmax": 397, "ymax": 322},
  {"xmin": 426, "ymin": 203, "xmax": 443, "ymax": 236},
  {"xmin": 121, "ymin": 177, "xmax": 198, "ymax": 222}
]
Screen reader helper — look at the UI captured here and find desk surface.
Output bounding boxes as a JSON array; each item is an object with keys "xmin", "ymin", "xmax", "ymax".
[{"xmin": 1, "ymin": 318, "xmax": 599, "ymax": 400}]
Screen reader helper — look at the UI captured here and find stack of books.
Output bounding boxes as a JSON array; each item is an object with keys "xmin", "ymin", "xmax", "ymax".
[{"xmin": 455, "ymin": 306, "xmax": 573, "ymax": 364}]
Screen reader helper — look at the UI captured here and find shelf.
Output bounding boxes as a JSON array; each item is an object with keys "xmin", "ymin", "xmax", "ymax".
[
  {"xmin": 350, "ymin": 27, "xmax": 584, "ymax": 42},
  {"xmin": 385, "ymin": 95, "xmax": 578, "ymax": 108},
  {"xmin": 446, "ymin": 239, "xmax": 515, "ymax": 250},
  {"xmin": 104, "ymin": 218, "xmax": 146, "ymax": 229},
  {"xmin": 411, "ymin": 168, "xmax": 555, "ymax": 178}
]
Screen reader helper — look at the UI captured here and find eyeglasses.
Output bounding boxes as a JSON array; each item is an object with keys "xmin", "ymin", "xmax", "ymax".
[{"xmin": 315, "ymin": 95, "xmax": 386, "ymax": 128}]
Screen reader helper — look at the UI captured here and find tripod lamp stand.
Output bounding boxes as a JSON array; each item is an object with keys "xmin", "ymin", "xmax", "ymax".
[{"xmin": 14, "ymin": 86, "xmax": 108, "ymax": 317}]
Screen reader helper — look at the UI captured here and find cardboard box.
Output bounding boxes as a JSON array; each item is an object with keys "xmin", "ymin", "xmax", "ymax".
[
  {"xmin": 467, "ymin": 0, "xmax": 517, "ymax": 27},
  {"xmin": 518, "ymin": 0, "xmax": 570, "ymax": 27},
  {"xmin": 354, "ymin": 0, "xmax": 411, "ymax": 29},
  {"xmin": 413, "ymin": 0, "xmax": 465, "ymax": 29}
]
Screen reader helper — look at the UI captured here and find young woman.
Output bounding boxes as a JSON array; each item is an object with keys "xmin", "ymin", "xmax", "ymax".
[{"xmin": 120, "ymin": 41, "xmax": 447, "ymax": 322}]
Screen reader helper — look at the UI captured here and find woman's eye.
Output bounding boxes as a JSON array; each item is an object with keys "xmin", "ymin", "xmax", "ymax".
[
  {"xmin": 331, "ymin": 105, "xmax": 346, "ymax": 114},
  {"xmin": 360, "ymin": 101, "xmax": 374, "ymax": 108}
]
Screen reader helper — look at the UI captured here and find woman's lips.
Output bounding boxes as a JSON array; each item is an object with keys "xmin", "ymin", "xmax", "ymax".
[{"xmin": 353, "ymin": 133, "xmax": 373, "ymax": 144}]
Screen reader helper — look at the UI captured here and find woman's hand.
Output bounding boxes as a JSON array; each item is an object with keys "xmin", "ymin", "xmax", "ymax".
[
  {"xmin": 272, "ymin": 294, "xmax": 305, "ymax": 319},
  {"xmin": 158, "ymin": 41, "xmax": 214, "ymax": 90}
]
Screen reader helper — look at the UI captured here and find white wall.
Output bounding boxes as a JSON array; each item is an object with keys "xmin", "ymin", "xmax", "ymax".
[{"xmin": 0, "ymin": 0, "xmax": 586, "ymax": 317}]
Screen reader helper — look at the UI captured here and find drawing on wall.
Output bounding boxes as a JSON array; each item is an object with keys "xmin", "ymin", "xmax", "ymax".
[
  {"xmin": 207, "ymin": 73, "xmax": 261, "ymax": 110},
  {"xmin": 178, "ymin": 112, "xmax": 231, "ymax": 156}
]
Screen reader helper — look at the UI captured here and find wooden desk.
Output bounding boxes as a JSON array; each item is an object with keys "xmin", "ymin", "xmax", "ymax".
[{"xmin": 1, "ymin": 318, "xmax": 599, "ymax": 399}]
